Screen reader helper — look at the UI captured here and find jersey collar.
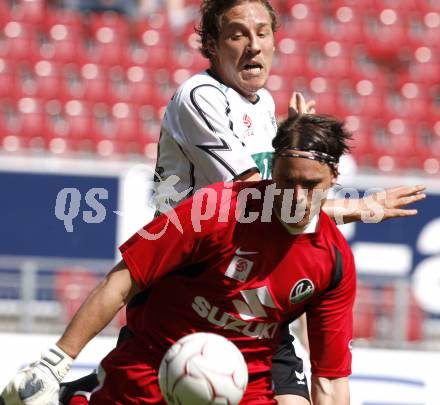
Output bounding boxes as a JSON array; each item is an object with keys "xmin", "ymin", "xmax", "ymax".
[{"xmin": 206, "ymin": 69, "xmax": 261, "ymax": 105}]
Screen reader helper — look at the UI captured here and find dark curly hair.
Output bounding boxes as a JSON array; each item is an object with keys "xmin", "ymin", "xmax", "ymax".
[
  {"xmin": 196, "ymin": 0, "xmax": 279, "ymax": 60},
  {"xmin": 272, "ymin": 114, "xmax": 352, "ymax": 175}
]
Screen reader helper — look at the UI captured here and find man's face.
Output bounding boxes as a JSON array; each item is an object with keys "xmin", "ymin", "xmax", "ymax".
[
  {"xmin": 272, "ymin": 154, "xmax": 337, "ymax": 229},
  {"xmin": 209, "ymin": 1, "xmax": 275, "ymax": 101}
]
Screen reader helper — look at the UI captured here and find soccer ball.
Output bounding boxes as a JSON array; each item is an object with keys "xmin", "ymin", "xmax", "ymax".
[{"xmin": 158, "ymin": 332, "xmax": 248, "ymax": 405}]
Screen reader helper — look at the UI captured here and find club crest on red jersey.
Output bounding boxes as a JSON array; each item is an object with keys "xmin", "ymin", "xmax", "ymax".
[
  {"xmin": 289, "ymin": 279, "xmax": 315, "ymax": 304},
  {"xmin": 225, "ymin": 256, "xmax": 254, "ymax": 282}
]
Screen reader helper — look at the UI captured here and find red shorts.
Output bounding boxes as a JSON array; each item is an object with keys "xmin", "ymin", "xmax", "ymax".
[{"xmin": 89, "ymin": 340, "xmax": 276, "ymax": 405}]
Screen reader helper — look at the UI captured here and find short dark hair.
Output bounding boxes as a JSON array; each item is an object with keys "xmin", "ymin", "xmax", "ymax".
[
  {"xmin": 272, "ymin": 114, "xmax": 352, "ymax": 174},
  {"xmin": 196, "ymin": 0, "xmax": 278, "ymax": 60}
]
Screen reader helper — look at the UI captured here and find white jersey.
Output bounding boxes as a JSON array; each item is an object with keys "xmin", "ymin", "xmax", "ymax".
[{"xmin": 154, "ymin": 70, "xmax": 277, "ymax": 207}]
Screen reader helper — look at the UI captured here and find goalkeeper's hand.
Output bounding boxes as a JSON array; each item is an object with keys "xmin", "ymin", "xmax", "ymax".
[{"xmin": 1, "ymin": 345, "xmax": 73, "ymax": 405}]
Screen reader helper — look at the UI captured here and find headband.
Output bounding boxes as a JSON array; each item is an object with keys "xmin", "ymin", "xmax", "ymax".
[{"xmin": 274, "ymin": 147, "xmax": 338, "ymax": 168}]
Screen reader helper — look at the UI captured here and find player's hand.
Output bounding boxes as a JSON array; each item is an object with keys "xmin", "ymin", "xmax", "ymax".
[
  {"xmin": 1, "ymin": 345, "xmax": 73, "ymax": 405},
  {"xmin": 288, "ymin": 92, "xmax": 316, "ymax": 117},
  {"xmin": 361, "ymin": 185, "xmax": 426, "ymax": 223}
]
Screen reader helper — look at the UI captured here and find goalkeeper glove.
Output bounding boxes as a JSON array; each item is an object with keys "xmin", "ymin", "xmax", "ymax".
[{"xmin": 1, "ymin": 344, "xmax": 73, "ymax": 405}]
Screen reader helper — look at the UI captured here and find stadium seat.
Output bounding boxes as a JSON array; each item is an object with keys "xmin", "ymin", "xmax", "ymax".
[
  {"xmin": 133, "ymin": 18, "xmax": 171, "ymax": 68},
  {"xmin": 337, "ymin": 76, "xmax": 386, "ymax": 118},
  {"xmin": 16, "ymin": 96, "xmax": 45, "ymax": 137},
  {"xmin": 407, "ymin": 46, "xmax": 439, "ymax": 85},
  {"xmin": 32, "ymin": 60, "xmax": 66, "ymax": 100},
  {"xmin": 10, "ymin": 0, "xmax": 46, "ymax": 25},
  {"xmin": 0, "ymin": 57, "xmax": 18, "ymax": 99},
  {"xmin": 0, "ymin": 20, "xmax": 41, "ymax": 62},
  {"xmin": 41, "ymin": 12, "xmax": 86, "ymax": 64},
  {"xmin": 54, "ymin": 269, "xmax": 98, "ymax": 323},
  {"xmin": 306, "ymin": 40, "xmax": 352, "ymax": 80},
  {"xmin": 90, "ymin": 102, "xmax": 139, "ymax": 147},
  {"xmin": 420, "ymin": 10, "xmax": 440, "ymax": 48},
  {"xmin": 283, "ymin": 2, "xmax": 322, "ymax": 41},
  {"xmin": 417, "ymin": 0, "xmax": 440, "ymax": 14},
  {"xmin": 363, "ymin": 7, "xmax": 409, "ymax": 62},
  {"xmin": 304, "ymin": 75, "xmax": 339, "ymax": 116},
  {"xmin": 413, "ymin": 119, "xmax": 440, "ymax": 173},
  {"xmin": 79, "ymin": 63, "xmax": 109, "ymax": 103},
  {"xmin": 370, "ymin": 0, "xmax": 420, "ymax": 12},
  {"xmin": 386, "ymin": 79, "xmax": 430, "ymax": 121},
  {"xmin": 62, "ymin": 99, "xmax": 93, "ymax": 140},
  {"xmin": 381, "ymin": 285, "xmax": 424, "ymax": 342},
  {"xmin": 321, "ymin": 2, "xmax": 366, "ymax": 45},
  {"xmin": 368, "ymin": 118, "xmax": 421, "ymax": 171},
  {"xmin": 344, "ymin": 115, "xmax": 375, "ymax": 168},
  {"xmin": 353, "ymin": 282, "xmax": 376, "ymax": 339},
  {"xmin": 88, "ymin": 35, "xmax": 130, "ymax": 67}
]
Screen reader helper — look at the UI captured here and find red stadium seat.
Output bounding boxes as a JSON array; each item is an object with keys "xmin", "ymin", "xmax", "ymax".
[
  {"xmin": 54, "ymin": 269, "xmax": 98, "ymax": 322},
  {"xmin": 363, "ymin": 7, "xmax": 409, "ymax": 62},
  {"xmin": 41, "ymin": 13, "xmax": 86, "ymax": 64},
  {"xmin": 283, "ymin": 1, "xmax": 322, "ymax": 41},
  {"xmin": 15, "ymin": 96, "xmax": 45, "ymax": 137},
  {"xmin": 78, "ymin": 63, "xmax": 109, "ymax": 103},
  {"xmin": 321, "ymin": 3, "xmax": 366, "ymax": 45},
  {"xmin": 353, "ymin": 282, "xmax": 376, "ymax": 339},
  {"xmin": 413, "ymin": 119, "xmax": 440, "ymax": 174},
  {"xmin": 306, "ymin": 40, "xmax": 352, "ymax": 80},
  {"xmin": 11, "ymin": 0, "xmax": 46, "ymax": 25},
  {"xmin": 368, "ymin": 118, "xmax": 419, "ymax": 171},
  {"xmin": 381, "ymin": 285, "xmax": 424, "ymax": 342},
  {"xmin": 405, "ymin": 46, "xmax": 439, "ymax": 85},
  {"xmin": 306, "ymin": 75, "xmax": 339, "ymax": 116},
  {"xmin": 124, "ymin": 65, "xmax": 154, "ymax": 104},
  {"xmin": 133, "ymin": 18, "xmax": 171, "ymax": 68},
  {"xmin": 370, "ymin": 0, "xmax": 419, "ymax": 12},
  {"xmin": 416, "ymin": 0, "xmax": 440, "ymax": 14},
  {"xmin": 31, "ymin": 60, "xmax": 65, "ymax": 100},
  {"xmin": 273, "ymin": 33, "xmax": 309, "ymax": 77},
  {"xmin": 62, "ymin": 99, "xmax": 93, "ymax": 140},
  {"xmin": 86, "ymin": 13, "xmax": 131, "ymax": 66},
  {"xmin": 344, "ymin": 115, "xmax": 375, "ymax": 168},
  {"xmin": 386, "ymin": 79, "xmax": 430, "ymax": 121},
  {"xmin": 337, "ymin": 76, "xmax": 387, "ymax": 118},
  {"xmin": 420, "ymin": 10, "xmax": 440, "ymax": 48},
  {"xmin": 91, "ymin": 102, "xmax": 140, "ymax": 149},
  {"xmin": 0, "ymin": 57, "xmax": 19, "ymax": 99},
  {"xmin": 0, "ymin": 20, "xmax": 41, "ymax": 62}
]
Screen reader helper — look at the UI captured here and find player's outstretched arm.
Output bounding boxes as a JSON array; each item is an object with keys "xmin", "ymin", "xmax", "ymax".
[
  {"xmin": 56, "ymin": 260, "xmax": 138, "ymax": 358},
  {"xmin": 323, "ymin": 185, "xmax": 426, "ymax": 224},
  {"xmin": 1, "ymin": 260, "xmax": 138, "ymax": 405},
  {"xmin": 310, "ymin": 376, "xmax": 349, "ymax": 405}
]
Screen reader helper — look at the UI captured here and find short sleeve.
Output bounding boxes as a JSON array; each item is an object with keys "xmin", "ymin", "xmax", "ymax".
[
  {"xmin": 306, "ymin": 244, "xmax": 356, "ymax": 377},
  {"xmin": 119, "ymin": 197, "xmax": 217, "ymax": 290},
  {"xmin": 178, "ymin": 84, "xmax": 258, "ymax": 182}
]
